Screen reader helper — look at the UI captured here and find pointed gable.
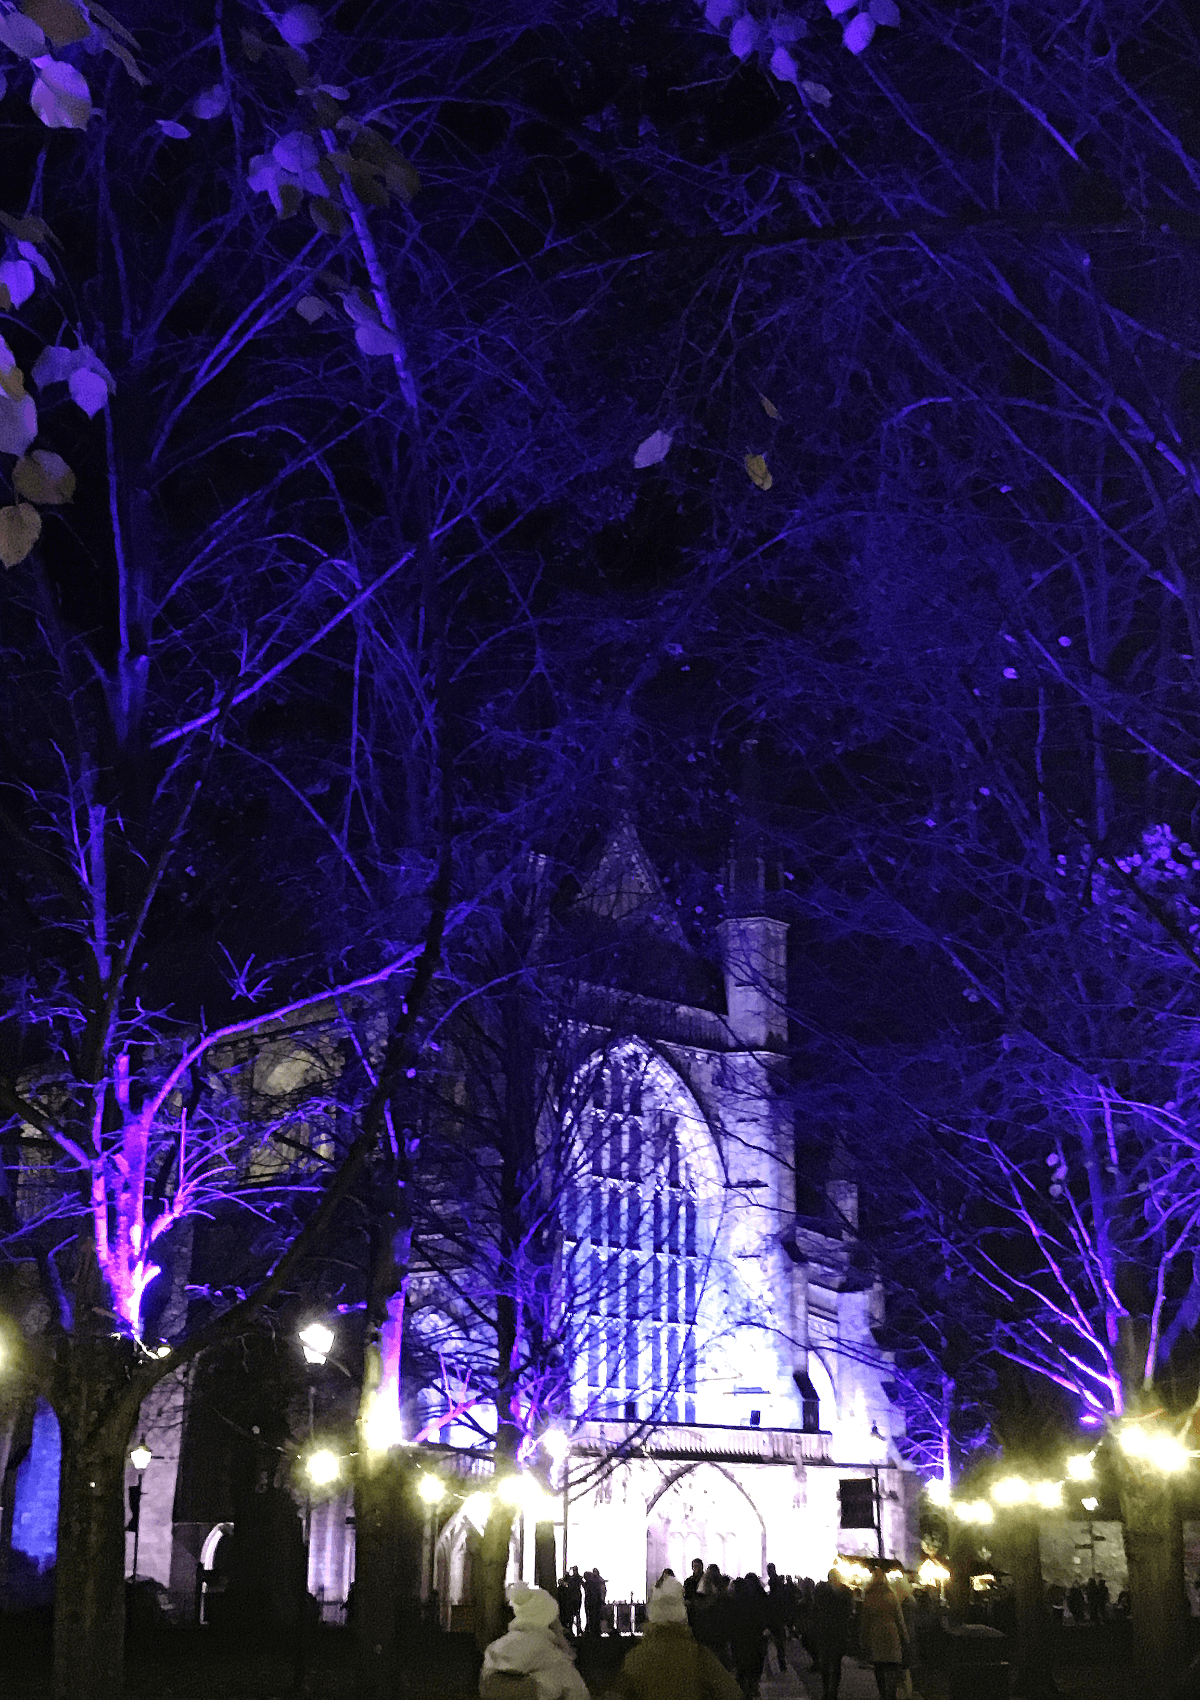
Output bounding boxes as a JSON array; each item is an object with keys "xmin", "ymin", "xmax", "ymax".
[{"xmin": 575, "ymin": 820, "xmax": 687, "ymax": 942}]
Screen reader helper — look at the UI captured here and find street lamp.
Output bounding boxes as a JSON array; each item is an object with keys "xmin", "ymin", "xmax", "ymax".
[
  {"xmin": 298, "ymin": 1322, "xmax": 335, "ymax": 1366},
  {"xmin": 417, "ymin": 1476, "xmax": 447, "ymax": 1608},
  {"xmin": 305, "ymin": 1448, "xmax": 341, "ymax": 1488},
  {"xmin": 128, "ymin": 1439, "xmax": 152, "ymax": 1585},
  {"xmin": 418, "ymin": 1474, "xmax": 447, "ymax": 1508}
]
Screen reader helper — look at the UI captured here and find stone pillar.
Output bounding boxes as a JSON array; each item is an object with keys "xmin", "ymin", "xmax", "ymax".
[{"xmin": 717, "ymin": 916, "xmax": 788, "ymax": 1049}]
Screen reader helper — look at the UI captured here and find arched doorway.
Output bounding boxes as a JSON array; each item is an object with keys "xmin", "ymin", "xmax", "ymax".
[{"xmin": 645, "ymin": 1464, "xmax": 766, "ymax": 1594}]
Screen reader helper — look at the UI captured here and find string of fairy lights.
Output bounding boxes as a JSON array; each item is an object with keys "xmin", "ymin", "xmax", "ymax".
[{"xmin": 922, "ymin": 1419, "xmax": 1197, "ymax": 1528}]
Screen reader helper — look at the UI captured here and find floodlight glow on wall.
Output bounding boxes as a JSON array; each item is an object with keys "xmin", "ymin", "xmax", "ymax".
[
  {"xmin": 361, "ymin": 1390, "xmax": 405, "ymax": 1454},
  {"xmin": 542, "ymin": 1429, "xmax": 571, "ymax": 1464},
  {"xmin": 462, "ymin": 1491, "xmax": 493, "ymax": 1534},
  {"xmin": 298, "ymin": 1322, "xmax": 335, "ymax": 1366}
]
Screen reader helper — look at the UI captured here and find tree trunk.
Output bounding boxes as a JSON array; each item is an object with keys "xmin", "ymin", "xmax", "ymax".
[
  {"xmin": 1006, "ymin": 1513, "xmax": 1056, "ymax": 1698},
  {"xmin": 475, "ymin": 1502, "xmax": 516, "ymax": 1650},
  {"xmin": 947, "ymin": 1520, "xmax": 974, "ymax": 1621},
  {"xmin": 1117, "ymin": 1460, "xmax": 1187, "ymax": 1690},
  {"xmin": 51, "ymin": 1344, "xmax": 139, "ymax": 1700},
  {"xmin": 354, "ymin": 1454, "xmax": 420, "ymax": 1699}
]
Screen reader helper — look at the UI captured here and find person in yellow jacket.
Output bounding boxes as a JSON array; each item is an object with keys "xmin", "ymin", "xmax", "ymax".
[
  {"xmin": 608, "ymin": 1576, "xmax": 744, "ymax": 1700},
  {"xmin": 858, "ymin": 1565, "xmax": 909, "ymax": 1700}
]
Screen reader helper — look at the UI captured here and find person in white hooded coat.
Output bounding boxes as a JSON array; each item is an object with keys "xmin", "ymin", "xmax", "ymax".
[{"xmin": 480, "ymin": 1584, "xmax": 591, "ymax": 1700}]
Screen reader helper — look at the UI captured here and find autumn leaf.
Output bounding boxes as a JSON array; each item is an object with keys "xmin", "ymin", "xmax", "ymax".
[
  {"xmin": 68, "ymin": 367, "xmax": 111, "ymax": 417},
  {"xmin": 308, "ymin": 196, "xmax": 348, "ymax": 238},
  {"xmin": 355, "ymin": 323, "xmax": 401, "ymax": 357},
  {"xmin": 13, "ymin": 450, "xmax": 75, "ymax": 504},
  {"xmin": 277, "ymin": 4, "xmax": 321, "ymax": 46},
  {"xmin": 744, "ymin": 453, "xmax": 773, "ymax": 490},
  {"xmin": 0, "ymin": 259, "xmax": 35, "ymax": 309},
  {"xmin": 0, "ymin": 10, "xmax": 45, "ymax": 54},
  {"xmin": 0, "ymin": 503, "xmax": 42, "ymax": 567},
  {"xmin": 21, "ymin": 0, "xmax": 89, "ymax": 47},
  {"xmin": 0, "ymin": 211, "xmax": 54, "ymax": 246},
  {"xmin": 193, "ymin": 84, "xmax": 228, "ymax": 120},
  {"xmin": 0, "ymin": 393, "xmax": 37, "ymax": 455},
  {"xmin": 757, "ymin": 392, "xmax": 780, "ymax": 419},
  {"xmin": 633, "ymin": 429, "xmax": 673, "ymax": 468},
  {"xmin": 30, "ymin": 55, "xmax": 92, "ymax": 128}
]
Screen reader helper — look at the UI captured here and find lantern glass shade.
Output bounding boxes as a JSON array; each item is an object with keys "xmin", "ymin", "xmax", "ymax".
[{"xmin": 130, "ymin": 1440, "xmax": 152, "ymax": 1473}]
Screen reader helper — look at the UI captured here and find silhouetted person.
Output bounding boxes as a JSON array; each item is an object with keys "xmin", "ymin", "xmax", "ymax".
[
  {"xmin": 812, "ymin": 1571, "xmax": 854, "ymax": 1700},
  {"xmin": 559, "ymin": 1568, "xmax": 583, "ymax": 1636},
  {"xmin": 765, "ymin": 1564, "xmax": 788, "ymax": 1673},
  {"xmin": 584, "ymin": 1568, "xmax": 606, "ymax": 1637},
  {"xmin": 729, "ymin": 1574, "xmax": 769, "ymax": 1699}
]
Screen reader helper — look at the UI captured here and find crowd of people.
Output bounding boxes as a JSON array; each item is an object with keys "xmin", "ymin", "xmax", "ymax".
[{"xmin": 481, "ymin": 1557, "xmax": 923, "ymax": 1700}]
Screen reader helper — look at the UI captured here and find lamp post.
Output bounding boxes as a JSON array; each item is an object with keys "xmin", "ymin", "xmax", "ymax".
[
  {"xmin": 295, "ymin": 1448, "xmax": 340, "ymax": 1693},
  {"xmin": 417, "ymin": 1474, "xmax": 446, "ymax": 1615},
  {"xmin": 294, "ymin": 1322, "xmax": 336, "ymax": 1696},
  {"xmin": 128, "ymin": 1439, "xmax": 152, "ymax": 1587}
]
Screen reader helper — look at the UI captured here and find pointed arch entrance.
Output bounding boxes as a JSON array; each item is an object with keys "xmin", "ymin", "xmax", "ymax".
[{"xmin": 644, "ymin": 1463, "xmax": 766, "ymax": 1594}]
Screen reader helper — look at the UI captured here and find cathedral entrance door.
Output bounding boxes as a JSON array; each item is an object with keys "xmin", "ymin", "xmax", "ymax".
[{"xmin": 645, "ymin": 1464, "xmax": 766, "ymax": 1595}]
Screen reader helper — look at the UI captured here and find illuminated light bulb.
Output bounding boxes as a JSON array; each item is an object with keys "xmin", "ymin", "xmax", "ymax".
[
  {"xmin": 955, "ymin": 1499, "xmax": 994, "ymax": 1525},
  {"xmin": 496, "ymin": 1475, "xmax": 526, "ymax": 1508},
  {"xmin": 1081, "ymin": 1497, "xmax": 1099, "ymax": 1513},
  {"xmin": 925, "ymin": 1476, "xmax": 952, "ymax": 1508},
  {"xmin": 1034, "ymin": 1480, "xmax": 1062, "ymax": 1509},
  {"xmin": 299, "ymin": 1322, "xmax": 335, "ymax": 1366},
  {"xmin": 991, "ymin": 1476, "xmax": 1030, "ymax": 1507},
  {"xmin": 1066, "ymin": 1453, "xmax": 1094, "ymax": 1481},
  {"xmin": 130, "ymin": 1440, "xmax": 152, "ymax": 1473},
  {"xmin": 917, "ymin": 1558, "xmax": 950, "ymax": 1588},
  {"xmin": 417, "ymin": 1474, "xmax": 446, "ymax": 1507},
  {"xmin": 362, "ymin": 1391, "xmax": 405, "ymax": 1454},
  {"xmin": 1119, "ymin": 1426, "xmax": 1191, "ymax": 1473},
  {"xmin": 1145, "ymin": 1433, "xmax": 1191, "ymax": 1474},
  {"xmin": 305, "ymin": 1448, "xmax": 340, "ymax": 1486}
]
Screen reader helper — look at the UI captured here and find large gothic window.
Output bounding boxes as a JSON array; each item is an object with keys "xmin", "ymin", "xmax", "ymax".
[{"xmin": 563, "ymin": 1047, "xmax": 714, "ymax": 1425}]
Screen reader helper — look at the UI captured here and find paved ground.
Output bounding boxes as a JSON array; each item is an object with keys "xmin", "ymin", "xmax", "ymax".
[{"xmin": 759, "ymin": 1643, "xmax": 909, "ymax": 1700}]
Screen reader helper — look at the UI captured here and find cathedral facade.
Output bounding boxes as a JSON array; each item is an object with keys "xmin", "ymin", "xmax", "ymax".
[{"xmin": 429, "ymin": 827, "xmax": 919, "ymax": 1619}]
